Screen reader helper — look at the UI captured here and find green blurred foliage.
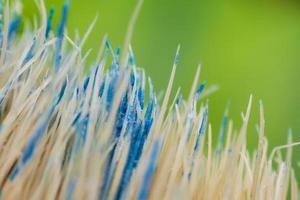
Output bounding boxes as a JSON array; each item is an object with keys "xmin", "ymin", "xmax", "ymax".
[{"xmin": 22, "ymin": 0, "xmax": 300, "ymax": 166}]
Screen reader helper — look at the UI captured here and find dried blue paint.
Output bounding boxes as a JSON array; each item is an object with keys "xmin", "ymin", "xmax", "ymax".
[
  {"xmin": 100, "ymin": 82, "xmax": 129, "ymax": 200},
  {"xmin": 22, "ymin": 37, "xmax": 36, "ymax": 65},
  {"xmin": 137, "ymin": 140, "xmax": 161, "ymax": 200},
  {"xmin": 194, "ymin": 104, "xmax": 208, "ymax": 153},
  {"xmin": 83, "ymin": 76, "xmax": 90, "ymax": 93},
  {"xmin": 8, "ymin": 15, "xmax": 20, "ymax": 40},
  {"xmin": 55, "ymin": 2, "xmax": 69, "ymax": 71},
  {"xmin": 46, "ymin": 7, "xmax": 55, "ymax": 39},
  {"xmin": 114, "ymin": 89, "xmax": 154, "ymax": 200},
  {"xmin": 196, "ymin": 82, "xmax": 205, "ymax": 95}
]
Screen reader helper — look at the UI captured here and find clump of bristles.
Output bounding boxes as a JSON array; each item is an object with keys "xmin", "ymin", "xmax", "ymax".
[{"xmin": 0, "ymin": 1, "xmax": 298, "ymax": 200}]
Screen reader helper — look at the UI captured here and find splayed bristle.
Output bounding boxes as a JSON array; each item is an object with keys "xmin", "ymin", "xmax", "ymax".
[{"xmin": 0, "ymin": 1, "xmax": 298, "ymax": 200}]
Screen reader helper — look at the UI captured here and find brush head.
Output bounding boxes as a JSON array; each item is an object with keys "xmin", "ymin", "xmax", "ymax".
[{"xmin": 0, "ymin": 1, "xmax": 298, "ymax": 200}]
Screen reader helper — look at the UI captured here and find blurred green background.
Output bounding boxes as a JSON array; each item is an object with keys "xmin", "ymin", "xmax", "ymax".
[{"xmin": 23, "ymin": 0, "xmax": 300, "ymax": 165}]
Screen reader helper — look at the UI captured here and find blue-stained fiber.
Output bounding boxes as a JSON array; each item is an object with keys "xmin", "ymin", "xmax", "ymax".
[
  {"xmin": 137, "ymin": 140, "xmax": 161, "ymax": 200},
  {"xmin": 83, "ymin": 76, "xmax": 90, "ymax": 93},
  {"xmin": 91, "ymin": 65, "xmax": 100, "ymax": 93},
  {"xmin": 105, "ymin": 39, "xmax": 118, "ymax": 65},
  {"xmin": 112, "ymin": 60, "xmax": 119, "ymax": 70},
  {"xmin": 129, "ymin": 54, "xmax": 135, "ymax": 65},
  {"xmin": 126, "ymin": 101, "xmax": 138, "ymax": 126},
  {"xmin": 54, "ymin": 79, "xmax": 67, "ymax": 105},
  {"xmin": 55, "ymin": 2, "xmax": 69, "ymax": 71},
  {"xmin": 99, "ymin": 108, "xmax": 134, "ymax": 198},
  {"xmin": 145, "ymin": 94, "xmax": 154, "ymax": 120},
  {"xmin": 130, "ymin": 72, "xmax": 135, "ymax": 87},
  {"xmin": 194, "ymin": 82, "xmax": 206, "ymax": 101},
  {"xmin": 116, "ymin": 47, "xmax": 121, "ymax": 58},
  {"xmin": 137, "ymin": 87, "xmax": 144, "ymax": 109},
  {"xmin": 22, "ymin": 37, "xmax": 36, "ymax": 65},
  {"xmin": 99, "ymin": 91, "xmax": 129, "ymax": 200},
  {"xmin": 115, "ymin": 92, "xmax": 129, "ymax": 137},
  {"xmin": 72, "ymin": 112, "xmax": 81, "ymax": 126},
  {"xmin": 128, "ymin": 47, "xmax": 136, "ymax": 66},
  {"xmin": 9, "ymin": 163, "xmax": 20, "ymax": 180},
  {"xmin": 98, "ymin": 78, "xmax": 106, "ymax": 97},
  {"xmin": 193, "ymin": 104, "xmax": 208, "ymax": 152},
  {"xmin": 57, "ymin": 3, "xmax": 69, "ymax": 43},
  {"xmin": 90, "ymin": 68, "xmax": 100, "ymax": 91},
  {"xmin": 21, "ymin": 107, "xmax": 54, "ymax": 164},
  {"xmin": 133, "ymin": 117, "xmax": 153, "ymax": 169},
  {"xmin": 196, "ymin": 82, "xmax": 205, "ymax": 95},
  {"xmin": 115, "ymin": 90, "xmax": 155, "ymax": 200},
  {"xmin": 75, "ymin": 113, "xmax": 89, "ymax": 144},
  {"xmin": 106, "ymin": 72, "xmax": 119, "ymax": 112},
  {"xmin": 105, "ymin": 39, "xmax": 111, "ymax": 49},
  {"xmin": 8, "ymin": 15, "xmax": 20, "ymax": 40},
  {"xmin": 75, "ymin": 87, "xmax": 79, "ymax": 96},
  {"xmin": 69, "ymin": 116, "xmax": 90, "ymax": 159},
  {"xmin": 176, "ymin": 94, "xmax": 182, "ymax": 105},
  {"xmin": 115, "ymin": 121, "xmax": 142, "ymax": 200},
  {"xmin": 134, "ymin": 97, "xmax": 154, "ymax": 161},
  {"xmin": 114, "ymin": 98, "xmax": 140, "ymax": 199},
  {"xmin": 45, "ymin": 7, "xmax": 55, "ymax": 39}
]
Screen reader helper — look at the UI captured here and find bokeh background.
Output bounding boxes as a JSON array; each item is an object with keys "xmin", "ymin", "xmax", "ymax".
[{"xmin": 23, "ymin": 0, "xmax": 300, "ymax": 170}]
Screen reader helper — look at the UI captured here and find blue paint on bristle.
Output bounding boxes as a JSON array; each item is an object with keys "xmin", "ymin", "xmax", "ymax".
[
  {"xmin": 55, "ymin": 2, "xmax": 69, "ymax": 72},
  {"xmin": 194, "ymin": 82, "xmax": 205, "ymax": 101},
  {"xmin": 137, "ymin": 140, "xmax": 161, "ymax": 200},
  {"xmin": 8, "ymin": 15, "xmax": 20, "ymax": 40},
  {"xmin": 99, "ymin": 81, "xmax": 130, "ymax": 199},
  {"xmin": 138, "ymin": 86, "xmax": 144, "ymax": 109},
  {"xmin": 98, "ymin": 43, "xmax": 156, "ymax": 200},
  {"xmin": 106, "ymin": 72, "xmax": 118, "ymax": 112},
  {"xmin": 22, "ymin": 36, "xmax": 36, "ymax": 65},
  {"xmin": 83, "ymin": 76, "xmax": 90, "ymax": 93},
  {"xmin": 46, "ymin": 7, "xmax": 55, "ymax": 39},
  {"xmin": 196, "ymin": 82, "xmax": 205, "ymax": 95},
  {"xmin": 194, "ymin": 103, "xmax": 208, "ymax": 153}
]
